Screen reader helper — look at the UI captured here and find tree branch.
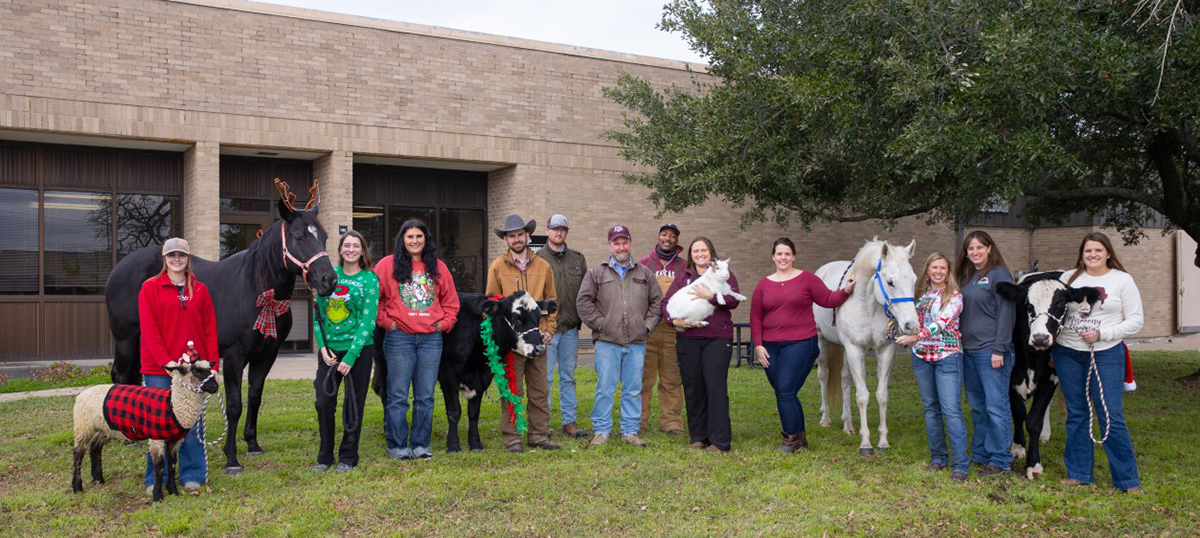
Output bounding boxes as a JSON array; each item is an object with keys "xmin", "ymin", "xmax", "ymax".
[{"xmin": 782, "ymin": 195, "xmax": 944, "ymax": 223}]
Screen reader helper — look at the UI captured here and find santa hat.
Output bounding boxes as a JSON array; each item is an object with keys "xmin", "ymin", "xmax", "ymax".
[{"xmin": 1124, "ymin": 343, "xmax": 1136, "ymax": 391}]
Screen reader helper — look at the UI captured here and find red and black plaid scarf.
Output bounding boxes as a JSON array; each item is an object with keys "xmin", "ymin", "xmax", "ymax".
[{"xmin": 102, "ymin": 385, "xmax": 188, "ymax": 442}]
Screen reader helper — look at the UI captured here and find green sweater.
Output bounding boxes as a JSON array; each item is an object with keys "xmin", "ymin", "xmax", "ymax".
[{"xmin": 312, "ymin": 267, "xmax": 380, "ymax": 367}]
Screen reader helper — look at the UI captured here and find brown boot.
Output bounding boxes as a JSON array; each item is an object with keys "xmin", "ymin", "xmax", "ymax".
[
  {"xmin": 797, "ymin": 431, "xmax": 808, "ymax": 448},
  {"xmin": 775, "ymin": 432, "xmax": 805, "ymax": 453}
]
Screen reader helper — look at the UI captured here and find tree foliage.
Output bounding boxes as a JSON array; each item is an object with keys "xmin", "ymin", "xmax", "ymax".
[{"xmin": 604, "ymin": 0, "xmax": 1200, "ymax": 265}]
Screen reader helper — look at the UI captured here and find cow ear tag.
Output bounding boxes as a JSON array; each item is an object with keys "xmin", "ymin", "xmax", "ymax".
[{"xmin": 1077, "ymin": 300, "xmax": 1091, "ymax": 314}]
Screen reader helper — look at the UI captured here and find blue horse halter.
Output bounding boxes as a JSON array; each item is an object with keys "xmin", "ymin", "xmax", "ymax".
[{"xmin": 874, "ymin": 259, "xmax": 914, "ymax": 320}]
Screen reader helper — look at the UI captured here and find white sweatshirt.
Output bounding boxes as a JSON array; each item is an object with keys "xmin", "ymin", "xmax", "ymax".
[{"xmin": 1057, "ymin": 269, "xmax": 1144, "ymax": 352}]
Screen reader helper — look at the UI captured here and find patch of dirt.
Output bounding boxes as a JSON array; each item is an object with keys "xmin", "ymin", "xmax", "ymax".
[{"xmin": 1176, "ymin": 372, "xmax": 1200, "ymax": 393}]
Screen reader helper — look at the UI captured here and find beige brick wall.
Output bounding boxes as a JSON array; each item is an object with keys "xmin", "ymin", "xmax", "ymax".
[
  {"xmin": 182, "ymin": 141, "xmax": 220, "ymax": 260},
  {"xmin": 313, "ymin": 151, "xmax": 353, "ymax": 257}
]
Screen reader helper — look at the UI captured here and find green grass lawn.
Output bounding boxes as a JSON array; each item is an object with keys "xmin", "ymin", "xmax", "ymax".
[{"xmin": 2, "ymin": 352, "xmax": 1198, "ymax": 536}]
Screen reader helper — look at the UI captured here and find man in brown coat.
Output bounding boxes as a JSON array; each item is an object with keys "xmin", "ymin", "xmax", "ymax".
[
  {"xmin": 577, "ymin": 225, "xmax": 663, "ymax": 447},
  {"xmin": 486, "ymin": 213, "xmax": 559, "ymax": 452}
]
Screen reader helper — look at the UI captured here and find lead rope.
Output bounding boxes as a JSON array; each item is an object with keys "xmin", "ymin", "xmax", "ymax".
[
  {"xmin": 1085, "ymin": 344, "xmax": 1112, "ymax": 444},
  {"xmin": 198, "ymin": 390, "xmax": 228, "ymax": 449},
  {"xmin": 313, "ymin": 300, "xmax": 360, "ymax": 434}
]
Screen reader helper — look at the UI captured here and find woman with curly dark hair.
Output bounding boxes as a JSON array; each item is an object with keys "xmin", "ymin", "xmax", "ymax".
[{"xmin": 374, "ymin": 219, "xmax": 459, "ymax": 460}]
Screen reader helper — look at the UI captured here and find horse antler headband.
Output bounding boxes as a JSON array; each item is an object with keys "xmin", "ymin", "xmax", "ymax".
[{"xmin": 274, "ymin": 178, "xmax": 320, "ymax": 212}]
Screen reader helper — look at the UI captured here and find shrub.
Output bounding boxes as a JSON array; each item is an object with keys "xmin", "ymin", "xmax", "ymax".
[{"xmin": 31, "ymin": 362, "xmax": 84, "ymax": 383}]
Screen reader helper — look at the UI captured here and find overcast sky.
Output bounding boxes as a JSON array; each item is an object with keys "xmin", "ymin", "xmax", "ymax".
[{"xmin": 267, "ymin": 0, "xmax": 707, "ymax": 64}]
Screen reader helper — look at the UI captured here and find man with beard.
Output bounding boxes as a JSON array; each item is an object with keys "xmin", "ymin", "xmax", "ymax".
[
  {"xmin": 636, "ymin": 223, "xmax": 687, "ymax": 436},
  {"xmin": 577, "ymin": 225, "xmax": 662, "ymax": 447},
  {"xmin": 486, "ymin": 214, "xmax": 559, "ymax": 452}
]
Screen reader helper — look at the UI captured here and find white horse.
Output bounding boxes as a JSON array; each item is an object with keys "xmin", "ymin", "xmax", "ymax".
[{"xmin": 813, "ymin": 238, "xmax": 919, "ymax": 455}]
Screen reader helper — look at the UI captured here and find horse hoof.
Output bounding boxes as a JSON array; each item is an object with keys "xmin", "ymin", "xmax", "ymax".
[
  {"xmin": 247, "ymin": 450, "xmax": 264, "ymax": 457},
  {"xmin": 470, "ymin": 447, "xmax": 485, "ymax": 453},
  {"xmin": 819, "ymin": 420, "xmax": 832, "ymax": 428},
  {"xmin": 225, "ymin": 466, "xmax": 243, "ymax": 475},
  {"xmin": 859, "ymin": 448, "xmax": 874, "ymax": 457},
  {"xmin": 876, "ymin": 446, "xmax": 889, "ymax": 454}
]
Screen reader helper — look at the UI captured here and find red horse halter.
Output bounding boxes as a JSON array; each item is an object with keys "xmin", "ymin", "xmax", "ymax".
[{"xmin": 280, "ymin": 221, "xmax": 329, "ymax": 285}]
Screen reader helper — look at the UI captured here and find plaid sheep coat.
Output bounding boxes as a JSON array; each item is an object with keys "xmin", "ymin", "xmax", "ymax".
[{"xmin": 102, "ymin": 384, "xmax": 188, "ymax": 442}]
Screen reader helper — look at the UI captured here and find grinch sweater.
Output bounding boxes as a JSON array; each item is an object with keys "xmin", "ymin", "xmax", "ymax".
[{"xmin": 312, "ymin": 267, "xmax": 379, "ymax": 367}]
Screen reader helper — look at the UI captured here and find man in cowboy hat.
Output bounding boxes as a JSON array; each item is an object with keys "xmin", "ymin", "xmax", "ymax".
[{"xmin": 486, "ymin": 213, "xmax": 559, "ymax": 452}]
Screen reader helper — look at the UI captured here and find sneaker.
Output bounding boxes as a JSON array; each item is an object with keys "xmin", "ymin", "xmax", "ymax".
[
  {"xmin": 334, "ymin": 463, "xmax": 353, "ymax": 473},
  {"xmin": 183, "ymin": 481, "xmax": 201, "ymax": 492},
  {"xmin": 951, "ymin": 471, "xmax": 968, "ymax": 482},
  {"xmin": 1124, "ymin": 487, "xmax": 1145, "ymax": 495},
  {"xmin": 979, "ymin": 464, "xmax": 1007, "ymax": 477},
  {"xmin": 590, "ymin": 434, "xmax": 609, "ymax": 446},
  {"xmin": 561, "ymin": 423, "xmax": 590, "ymax": 439},
  {"xmin": 621, "ymin": 434, "xmax": 648, "ymax": 447},
  {"xmin": 410, "ymin": 446, "xmax": 434, "ymax": 460},
  {"xmin": 311, "ymin": 463, "xmax": 330, "ymax": 472},
  {"xmin": 145, "ymin": 485, "xmax": 154, "ymax": 495}
]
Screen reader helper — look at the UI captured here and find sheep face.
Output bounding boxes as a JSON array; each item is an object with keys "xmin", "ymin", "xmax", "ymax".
[{"xmin": 165, "ymin": 360, "xmax": 219, "ymax": 394}]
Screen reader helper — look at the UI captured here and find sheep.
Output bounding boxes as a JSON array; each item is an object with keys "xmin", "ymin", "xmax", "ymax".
[
  {"xmin": 665, "ymin": 258, "xmax": 747, "ymax": 329},
  {"xmin": 71, "ymin": 355, "xmax": 218, "ymax": 502}
]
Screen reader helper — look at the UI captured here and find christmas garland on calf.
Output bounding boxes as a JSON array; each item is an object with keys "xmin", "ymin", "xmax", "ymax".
[{"xmin": 480, "ymin": 315, "xmax": 528, "ymax": 436}]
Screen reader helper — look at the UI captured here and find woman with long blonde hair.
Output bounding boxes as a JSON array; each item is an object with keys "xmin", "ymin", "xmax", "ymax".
[
  {"xmin": 897, "ymin": 252, "xmax": 967, "ymax": 482},
  {"xmin": 137, "ymin": 237, "xmax": 218, "ymax": 492}
]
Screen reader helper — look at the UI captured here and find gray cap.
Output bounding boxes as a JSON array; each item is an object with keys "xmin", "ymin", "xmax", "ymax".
[
  {"xmin": 162, "ymin": 237, "xmax": 191, "ymax": 256},
  {"xmin": 546, "ymin": 214, "xmax": 569, "ymax": 230}
]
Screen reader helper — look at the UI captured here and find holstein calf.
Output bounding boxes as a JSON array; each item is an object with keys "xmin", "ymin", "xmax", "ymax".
[
  {"xmin": 373, "ymin": 291, "xmax": 555, "ymax": 452},
  {"xmin": 996, "ymin": 272, "xmax": 1101, "ymax": 479}
]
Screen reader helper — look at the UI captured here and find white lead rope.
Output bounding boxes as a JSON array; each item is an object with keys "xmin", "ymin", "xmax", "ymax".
[
  {"xmin": 1085, "ymin": 344, "xmax": 1112, "ymax": 445},
  {"xmin": 197, "ymin": 391, "xmax": 228, "ymax": 449}
]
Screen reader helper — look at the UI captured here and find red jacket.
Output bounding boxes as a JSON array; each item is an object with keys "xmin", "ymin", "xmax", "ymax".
[{"xmin": 138, "ymin": 273, "xmax": 219, "ymax": 375}]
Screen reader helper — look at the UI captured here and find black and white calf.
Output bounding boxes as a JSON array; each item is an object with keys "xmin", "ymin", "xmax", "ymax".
[
  {"xmin": 373, "ymin": 291, "xmax": 556, "ymax": 453},
  {"xmin": 996, "ymin": 271, "xmax": 1101, "ymax": 479}
]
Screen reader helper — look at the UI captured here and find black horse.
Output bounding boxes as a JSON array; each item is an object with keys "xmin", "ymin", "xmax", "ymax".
[{"xmin": 105, "ymin": 196, "xmax": 337, "ymax": 474}]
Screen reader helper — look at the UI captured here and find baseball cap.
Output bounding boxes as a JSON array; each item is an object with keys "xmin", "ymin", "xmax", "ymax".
[
  {"xmin": 659, "ymin": 223, "xmax": 680, "ymax": 236},
  {"xmin": 547, "ymin": 214, "xmax": 570, "ymax": 230},
  {"xmin": 162, "ymin": 237, "xmax": 191, "ymax": 256},
  {"xmin": 607, "ymin": 225, "xmax": 631, "ymax": 242}
]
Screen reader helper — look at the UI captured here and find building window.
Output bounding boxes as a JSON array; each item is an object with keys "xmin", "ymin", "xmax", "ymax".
[
  {"xmin": 43, "ymin": 191, "xmax": 112, "ymax": 295},
  {"xmin": 0, "ymin": 188, "xmax": 38, "ymax": 295}
]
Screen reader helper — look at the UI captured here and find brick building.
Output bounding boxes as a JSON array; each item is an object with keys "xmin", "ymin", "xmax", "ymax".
[{"xmin": 0, "ymin": 0, "xmax": 1190, "ymax": 360}]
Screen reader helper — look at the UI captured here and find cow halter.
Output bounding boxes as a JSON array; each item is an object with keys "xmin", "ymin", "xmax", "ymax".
[
  {"xmin": 873, "ymin": 259, "xmax": 914, "ymax": 320},
  {"xmin": 504, "ymin": 315, "xmax": 542, "ymax": 342},
  {"xmin": 280, "ymin": 221, "xmax": 329, "ymax": 285},
  {"xmin": 1028, "ymin": 309, "xmax": 1065, "ymax": 328}
]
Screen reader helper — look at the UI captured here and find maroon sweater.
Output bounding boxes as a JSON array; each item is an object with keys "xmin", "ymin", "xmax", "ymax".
[
  {"xmin": 661, "ymin": 267, "xmax": 741, "ymax": 339},
  {"xmin": 750, "ymin": 271, "xmax": 849, "ymax": 347}
]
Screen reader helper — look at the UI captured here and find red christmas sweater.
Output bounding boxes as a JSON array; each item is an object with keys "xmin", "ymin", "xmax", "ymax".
[{"xmin": 138, "ymin": 273, "xmax": 219, "ymax": 376}]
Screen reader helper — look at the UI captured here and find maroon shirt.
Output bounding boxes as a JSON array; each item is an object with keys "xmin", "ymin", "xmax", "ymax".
[
  {"xmin": 750, "ymin": 271, "xmax": 849, "ymax": 347},
  {"xmin": 661, "ymin": 267, "xmax": 741, "ymax": 338}
]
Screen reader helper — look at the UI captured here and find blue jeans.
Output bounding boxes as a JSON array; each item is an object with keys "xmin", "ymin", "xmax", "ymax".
[
  {"xmin": 1052, "ymin": 344, "xmax": 1141, "ymax": 490},
  {"xmin": 144, "ymin": 374, "xmax": 207, "ymax": 486},
  {"xmin": 591, "ymin": 340, "xmax": 645, "ymax": 436},
  {"xmin": 911, "ymin": 353, "xmax": 969, "ymax": 473},
  {"xmin": 546, "ymin": 328, "xmax": 580, "ymax": 425},
  {"xmin": 962, "ymin": 349, "xmax": 1014, "ymax": 469},
  {"xmin": 762, "ymin": 338, "xmax": 819, "ymax": 435},
  {"xmin": 383, "ymin": 330, "xmax": 443, "ymax": 452}
]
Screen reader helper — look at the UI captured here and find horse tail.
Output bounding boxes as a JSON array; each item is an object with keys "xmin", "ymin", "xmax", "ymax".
[{"xmin": 826, "ymin": 343, "xmax": 845, "ymax": 410}]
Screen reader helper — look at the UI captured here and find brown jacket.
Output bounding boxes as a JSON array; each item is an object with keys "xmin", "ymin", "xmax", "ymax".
[
  {"xmin": 485, "ymin": 252, "xmax": 558, "ymax": 335},
  {"xmin": 536, "ymin": 244, "xmax": 587, "ymax": 331},
  {"xmin": 577, "ymin": 258, "xmax": 663, "ymax": 346}
]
